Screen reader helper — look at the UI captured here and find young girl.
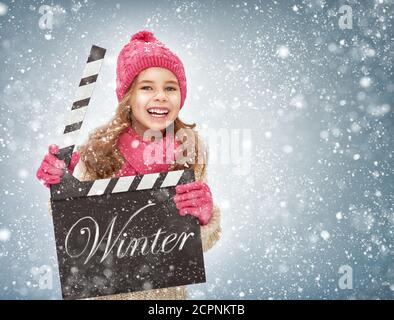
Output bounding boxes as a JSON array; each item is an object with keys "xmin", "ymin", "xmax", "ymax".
[{"xmin": 36, "ymin": 30, "xmax": 221, "ymax": 300}]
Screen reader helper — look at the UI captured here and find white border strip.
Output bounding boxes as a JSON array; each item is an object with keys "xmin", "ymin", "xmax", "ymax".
[
  {"xmin": 60, "ymin": 130, "xmax": 80, "ymax": 149},
  {"xmin": 75, "ymin": 83, "xmax": 95, "ymax": 102},
  {"xmin": 68, "ymin": 106, "xmax": 87, "ymax": 126},
  {"xmin": 112, "ymin": 176, "xmax": 135, "ymax": 193},
  {"xmin": 82, "ymin": 59, "xmax": 104, "ymax": 78},
  {"xmin": 87, "ymin": 178, "xmax": 111, "ymax": 196},
  {"xmin": 136, "ymin": 173, "xmax": 161, "ymax": 190},
  {"xmin": 160, "ymin": 170, "xmax": 184, "ymax": 188}
]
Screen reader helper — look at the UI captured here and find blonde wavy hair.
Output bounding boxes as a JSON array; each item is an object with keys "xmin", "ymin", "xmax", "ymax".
[{"xmin": 77, "ymin": 82, "xmax": 207, "ymax": 180}]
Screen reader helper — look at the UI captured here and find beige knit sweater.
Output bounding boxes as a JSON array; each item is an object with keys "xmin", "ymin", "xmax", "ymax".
[{"xmin": 49, "ymin": 160, "xmax": 221, "ymax": 300}]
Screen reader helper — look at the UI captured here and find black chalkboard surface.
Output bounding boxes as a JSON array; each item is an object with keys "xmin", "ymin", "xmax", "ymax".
[{"xmin": 50, "ymin": 168, "xmax": 206, "ymax": 300}]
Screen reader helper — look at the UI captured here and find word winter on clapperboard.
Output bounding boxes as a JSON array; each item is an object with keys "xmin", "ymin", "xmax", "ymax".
[{"xmin": 65, "ymin": 202, "xmax": 195, "ymax": 264}]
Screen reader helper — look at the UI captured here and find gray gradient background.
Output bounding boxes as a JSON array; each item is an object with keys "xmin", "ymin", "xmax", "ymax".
[{"xmin": 0, "ymin": 0, "xmax": 393, "ymax": 299}]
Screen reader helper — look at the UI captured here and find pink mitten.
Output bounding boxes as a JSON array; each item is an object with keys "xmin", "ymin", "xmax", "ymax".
[
  {"xmin": 174, "ymin": 181, "xmax": 213, "ymax": 226},
  {"xmin": 36, "ymin": 144, "xmax": 80, "ymax": 188}
]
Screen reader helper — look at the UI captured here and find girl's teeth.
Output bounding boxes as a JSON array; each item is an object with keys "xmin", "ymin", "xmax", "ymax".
[
  {"xmin": 148, "ymin": 111, "xmax": 168, "ymax": 118},
  {"xmin": 150, "ymin": 113, "xmax": 167, "ymax": 117},
  {"xmin": 147, "ymin": 108, "xmax": 169, "ymax": 116}
]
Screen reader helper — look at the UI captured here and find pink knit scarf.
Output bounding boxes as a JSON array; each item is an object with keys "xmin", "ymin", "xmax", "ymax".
[{"xmin": 115, "ymin": 126, "xmax": 181, "ymax": 177}]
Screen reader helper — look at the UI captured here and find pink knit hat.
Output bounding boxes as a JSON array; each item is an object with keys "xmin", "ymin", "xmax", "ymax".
[{"xmin": 116, "ymin": 30, "xmax": 187, "ymax": 108}]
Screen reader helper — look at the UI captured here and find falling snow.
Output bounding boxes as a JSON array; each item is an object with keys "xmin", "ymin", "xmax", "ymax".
[{"xmin": 0, "ymin": 0, "xmax": 393, "ymax": 300}]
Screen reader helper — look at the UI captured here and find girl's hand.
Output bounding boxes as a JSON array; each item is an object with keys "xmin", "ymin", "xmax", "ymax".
[
  {"xmin": 36, "ymin": 144, "xmax": 80, "ymax": 188},
  {"xmin": 174, "ymin": 181, "xmax": 213, "ymax": 226}
]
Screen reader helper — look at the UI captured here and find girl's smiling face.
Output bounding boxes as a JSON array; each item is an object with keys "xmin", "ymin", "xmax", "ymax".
[{"xmin": 128, "ymin": 67, "xmax": 181, "ymax": 137}]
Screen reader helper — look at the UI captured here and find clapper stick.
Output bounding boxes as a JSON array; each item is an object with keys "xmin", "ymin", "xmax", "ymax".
[
  {"xmin": 49, "ymin": 45, "xmax": 106, "ymax": 198},
  {"xmin": 56, "ymin": 45, "xmax": 106, "ymax": 168}
]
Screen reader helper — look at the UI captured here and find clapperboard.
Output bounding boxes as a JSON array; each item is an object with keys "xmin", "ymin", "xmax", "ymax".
[{"xmin": 50, "ymin": 45, "xmax": 206, "ymax": 300}]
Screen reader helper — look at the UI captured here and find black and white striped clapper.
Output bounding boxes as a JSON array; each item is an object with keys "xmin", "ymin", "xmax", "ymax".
[
  {"xmin": 49, "ymin": 45, "xmax": 205, "ymax": 300},
  {"xmin": 54, "ymin": 45, "xmax": 106, "ymax": 166}
]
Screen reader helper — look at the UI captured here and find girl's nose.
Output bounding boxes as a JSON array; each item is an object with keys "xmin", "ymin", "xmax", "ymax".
[{"xmin": 153, "ymin": 90, "xmax": 168, "ymax": 102}]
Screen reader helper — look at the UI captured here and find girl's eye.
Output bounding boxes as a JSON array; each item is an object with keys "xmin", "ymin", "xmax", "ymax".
[{"xmin": 140, "ymin": 86, "xmax": 177, "ymax": 91}]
